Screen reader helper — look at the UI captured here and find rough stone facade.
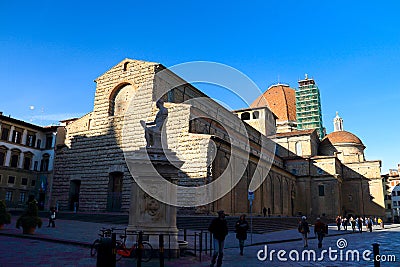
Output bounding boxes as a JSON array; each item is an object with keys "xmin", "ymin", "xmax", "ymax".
[
  {"xmin": 51, "ymin": 58, "xmax": 385, "ymax": 220},
  {"xmin": 52, "ymin": 59, "xmax": 296, "ymax": 216}
]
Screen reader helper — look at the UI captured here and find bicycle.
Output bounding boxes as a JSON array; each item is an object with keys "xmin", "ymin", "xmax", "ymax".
[
  {"xmin": 115, "ymin": 231, "xmax": 153, "ymax": 262},
  {"xmin": 90, "ymin": 227, "xmax": 114, "ymax": 257}
]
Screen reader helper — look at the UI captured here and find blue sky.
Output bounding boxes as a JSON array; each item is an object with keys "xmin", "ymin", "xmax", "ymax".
[{"xmin": 1, "ymin": 1, "xmax": 399, "ymax": 173}]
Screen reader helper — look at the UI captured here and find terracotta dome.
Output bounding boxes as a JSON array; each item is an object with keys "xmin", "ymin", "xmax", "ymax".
[
  {"xmin": 251, "ymin": 84, "xmax": 296, "ymax": 122},
  {"xmin": 321, "ymin": 131, "xmax": 363, "ymax": 146}
]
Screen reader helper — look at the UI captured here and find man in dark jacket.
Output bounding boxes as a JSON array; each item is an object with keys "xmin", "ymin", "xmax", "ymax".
[
  {"xmin": 209, "ymin": 210, "xmax": 228, "ymax": 267},
  {"xmin": 314, "ymin": 217, "xmax": 326, "ymax": 248},
  {"xmin": 235, "ymin": 214, "xmax": 249, "ymax": 255}
]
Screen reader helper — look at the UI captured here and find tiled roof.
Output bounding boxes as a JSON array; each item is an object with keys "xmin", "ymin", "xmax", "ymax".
[
  {"xmin": 321, "ymin": 131, "xmax": 364, "ymax": 145},
  {"xmin": 251, "ymin": 84, "xmax": 296, "ymax": 122}
]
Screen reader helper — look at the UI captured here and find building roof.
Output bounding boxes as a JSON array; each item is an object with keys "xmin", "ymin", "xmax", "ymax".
[
  {"xmin": 251, "ymin": 84, "xmax": 296, "ymax": 122},
  {"xmin": 321, "ymin": 131, "xmax": 364, "ymax": 146},
  {"xmin": 0, "ymin": 113, "xmax": 58, "ymax": 132},
  {"xmin": 275, "ymin": 129, "xmax": 315, "ymax": 138}
]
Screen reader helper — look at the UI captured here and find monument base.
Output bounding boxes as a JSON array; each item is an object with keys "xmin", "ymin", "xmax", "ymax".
[{"xmin": 126, "ymin": 147, "xmax": 183, "ymax": 258}]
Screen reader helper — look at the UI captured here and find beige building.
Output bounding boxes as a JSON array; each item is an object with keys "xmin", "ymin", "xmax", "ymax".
[
  {"xmin": 0, "ymin": 113, "xmax": 58, "ymax": 210},
  {"xmin": 51, "ymin": 59, "xmax": 385, "ymax": 220},
  {"xmin": 382, "ymin": 167, "xmax": 400, "ymax": 221}
]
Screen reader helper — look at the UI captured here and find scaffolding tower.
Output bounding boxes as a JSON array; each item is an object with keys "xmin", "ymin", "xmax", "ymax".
[{"xmin": 296, "ymin": 75, "xmax": 325, "ymax": 139}]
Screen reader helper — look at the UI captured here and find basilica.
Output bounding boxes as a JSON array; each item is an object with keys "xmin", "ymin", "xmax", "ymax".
[{"xmin": 50, "ymin": 59, "xmax": 385, "ymax": 220}]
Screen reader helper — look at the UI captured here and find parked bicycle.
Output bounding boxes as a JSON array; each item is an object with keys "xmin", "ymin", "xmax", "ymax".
[
  {"xmin": 90, "ymin": 227, "xmax": 115, "ymax": 257},
  {"xmin": 115, "ymin": 231, "xmax": 153, "ymax": 262}
]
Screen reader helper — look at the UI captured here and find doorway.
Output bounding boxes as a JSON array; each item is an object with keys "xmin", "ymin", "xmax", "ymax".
[
  {"xmin": 69, "ymin": 180, "xmax": 81, "ymax": 211},
  {"xmin": 107, "ymin": 172, "xmax": 123, "ymax": 212}
]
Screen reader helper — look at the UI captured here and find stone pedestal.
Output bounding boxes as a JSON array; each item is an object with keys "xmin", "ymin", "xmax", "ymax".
[{"xmin": 126, "ymin": 147, "xmax": 183, "ymax": 257}]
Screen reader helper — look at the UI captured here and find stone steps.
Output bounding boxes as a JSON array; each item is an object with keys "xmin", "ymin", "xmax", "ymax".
[{"xmin": 11, "ymin": 211, "xmax": 299, "ymax": 234}]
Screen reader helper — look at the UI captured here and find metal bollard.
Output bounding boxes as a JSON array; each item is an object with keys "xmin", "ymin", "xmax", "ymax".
[
  {"xmin": 137, "ymin": 231, "xmax": 143, "ymax": 267},
  {"xmin": 159, "ymin": 234, "xmax": 164, "ymax": 267},
  {"xmin": 194, "ymin": 233, "xmax": 197, "ymax": 256},
  {"xmin": 372, "ymin": 243, "xmax": 380, "ymax": 267},
  {"xmin": 205, "ymin": 231, "xmax": 208, "ymax": 255},
  {"xmin": 199, "ymin": 231, "xmax": 203, "ymax": 262},
  {"xmin": 96, "ymin": 237, "xmax": 116, "ymax": 267}
]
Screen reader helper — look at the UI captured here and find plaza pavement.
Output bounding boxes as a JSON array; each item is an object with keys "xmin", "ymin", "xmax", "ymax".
[{"xmin": 0, "ymin": 215, "xmax": 399, "ymax": 266}]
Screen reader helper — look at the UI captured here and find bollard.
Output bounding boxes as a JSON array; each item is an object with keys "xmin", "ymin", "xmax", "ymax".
[
  {"xmin": 159, "ymin": 234, "xmax": 164, "ymax": 267},
  {"xmin": 194, "ymin": 233, "xmax": 197, "ymax": 256},
  {"xmin": 137, "ymin": 231, "xmax": 143, "ymax": 267},
  {"xmin": 199, "ymin": 231, "xmax": 203, "ymax": 262},
  {"xmin": 372, "ymin": 243, "xmax": 380, "ymax": 267},
  {"xmin": 210, "ymin": 232, "xmax": 212, "ymax": 255},
  {"xmin": 96, "ymin": 237, "xmax": 115, "ymax": 267},
  {"xmin": 112, "ymin": 233, "xmax": 116, "ymax": 264},
  {"xmin": 205, "ymin": 231, "xmax": 208, "ymax": 255},
  {"xmin": 184, "ymin": 229, "xmax": 187, "ymax": 241}
]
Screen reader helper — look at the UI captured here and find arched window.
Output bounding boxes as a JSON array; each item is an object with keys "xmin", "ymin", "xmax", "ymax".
[
  {"xmin": 0, "ymin": 145, "xmax": 7, "ymax": 166},
  {"xmin": 109, "ymin": 83, "xmax": 136, "ymax": 116},
  {"xmin": 23, "ymin": 152, "xmax": 34, "ymax": 170},
  {"xmin": 10, "ymin": 149, "xmax": 21, "ymax": 168}
]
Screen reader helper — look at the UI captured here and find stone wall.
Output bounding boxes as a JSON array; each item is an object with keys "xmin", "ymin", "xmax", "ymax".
[{"xmin": 52, "ymin": 59, "xmax": 294, "ymax": 214}]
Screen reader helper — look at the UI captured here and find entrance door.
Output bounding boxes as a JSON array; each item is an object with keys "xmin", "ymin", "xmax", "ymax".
[
  {"xmin": 107, "ymin": 172, "xmax": 123, "ymax": 212},
  {"xmin": 69, "ymin": 180, "xmax": 81, "ymax": 211}
]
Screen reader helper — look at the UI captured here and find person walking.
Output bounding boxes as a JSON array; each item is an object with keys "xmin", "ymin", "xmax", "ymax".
[
  {"xmin": 378, "ymin": 217, "xmax": 384, "ymax": 229},
  {"xmin": 209, "ymin": 210, "xmax": 228, "ymax": 267},
  {"xmin": 357, "ymin": 217, "xmax": 363, "ymax": 233},
  {"xmin": 262, "ymin": 207, "xmax": 267, "ymax": 217},
  {"xmin": 342, "ymin": 217, "xmax": 348, "ymax": 230},
  {"xmin": 367, "ymin": 217, "xmax": 373, "ymax": 232},
  {"xmin": 314, "ymin": 218, "xmax": 326, "ymax": 248},
  {"xmin": 47, "ymin": 207, "xmax": 56, "ymax": 228},
  {"xmin": 235, "ymin": 214, "xmax": 249, "ymax": 256},
  {"xmin": 350, "ymin": 217, "xmax": 356, "ymax": 233},
  {"xmin": 298, "ymin": 216, "xmax": 310, "ymax": 248},
  {"xmin": 336, "ymin": 216, "xmax": 342, "ymax": 231}
]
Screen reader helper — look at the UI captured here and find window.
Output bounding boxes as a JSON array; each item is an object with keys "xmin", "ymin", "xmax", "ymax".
[
  {"xmin": 36, "ymin": 139, "xmax": 42, "ymax": 149},
  {"xmin": 295, "ymin": 142, "xmax": 302, "ymax": 156},
  {"xmin": 19, "ymin": 192, "xmax": 26, "ymax": 203},
  {"xmin": 5, "ymin": 191, "xmax": 12, "ymax": 202},
  {"xmin": 10, "ymin": 154, "xmax": 19, "ymax": 168},
  {"xmin": 26, "ymin": 132, "xmax": 36, "ymax": 147},
  {"xmin": 318, "ymin": 185, "xmax": 325, "ymax": 196},
  {"xmin": 40, "ymin": 153, "xmax": 50, "ymax": 171},
  {"xmin": 11, "ymin": 128, "xmax": 22, "ymax": 144},
  {"xmin": 8, "ymin": 176, "xmax": 15, "ymax": 184},
  {"xmin": 1, "ymin": 125, "xmax": 10, "ymax": 141},
  {"xmin": 0, "ymin": 150, "xmax": 5, "ymax": 166},
  {"xmin": 21, "ymin": 178, "xmax": 28, "ymax": 186},
  {"xmin": 240, "ymin": 112, "xmax": 250, "ymax": 120},
  {"xmin": 45, "ymin": 134, "xmax": 53, "ymax": 149},
  {"xmin": 31, "ymin": 179, "xmax": 36, "ymax": 187},
  {"xmin": 397, "ymin": 191, "xmax": 400, "ymax": 196},
  {"xmin": 34, "ymin": 161, "xmax": 38, "ymax": 171},
  {"xmin": 23, "ymin": 153, "xmax": 33, "ymax": 170},
  {"xmin": 253, "ymin": 111, "xmax": 260, "ymax": 119},
  {"xmin": 388, "ymin": 204, "xmax": 391, "ymax": 209}
]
